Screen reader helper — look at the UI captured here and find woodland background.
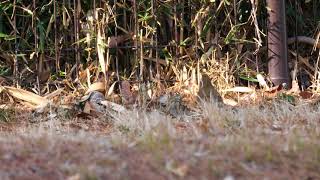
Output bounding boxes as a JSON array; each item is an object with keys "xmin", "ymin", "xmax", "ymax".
[
  {"xmin": 0, "ymin": 0, "xmax": 319, "ymax": 100},
  {"xmin": 0, "ymin": 1, "xmax": 319, "ymax": 179}
]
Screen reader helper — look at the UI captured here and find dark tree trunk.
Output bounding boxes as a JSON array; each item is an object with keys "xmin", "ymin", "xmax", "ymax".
[{"xmin": 267, "ymin": 0, "xmax": 290, "ymax": 86}]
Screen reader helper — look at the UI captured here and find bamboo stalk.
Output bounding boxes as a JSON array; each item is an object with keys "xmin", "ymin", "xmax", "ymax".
[
  {"xmin": 54, "ymin": 0, "xmax": 60, "ymax": 73},
  {"xmin": 140, "ymin": 29, "xmax": 146, "ymax": 106},
  {"xmin": 73, "ymin": 0, "xmax": 81, "ymax": 79},
  {"xmin": 174, "ymin": 0, "xmax": 179, "ymax": 57},
  {"xmin": 140, "ymin": 29, "xmax": 144, "ymax": 82},
  {"xmin": 13, "ymin": 0, "xmax": 18, "ymax": 86},
  {"xmin": 114, "ymin": 0, "xmax": 120, "ymax": 93},
  {"xmin": 152, "ymin": 0, "xmax": 160, "ymax": 79},
  {"xmin": 133, "ymin": 0, "xmax": 138, "ymax": 68},
  {"xmin": 73, "ymin": 0, "xmax": 77, "ymax": 77},
  {"xmin": 33, "ymin": 0, "xmax": 40, "ymax": 94},
  {"xmin": 193, "ymin": 1, "xmax": 199, "ymax": 60},
  {"xmin": 122, "ymin": 0, "xmax": 129, "ymax": 68},
  {"xmin": 179, "ymin": 0, "xmax": 184, "ymax": 55}
]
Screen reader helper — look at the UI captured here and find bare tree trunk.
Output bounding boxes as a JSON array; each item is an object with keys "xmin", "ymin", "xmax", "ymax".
[{"xmin": 267, "ymin": 0, "xmax": 290, "ymax": 87}]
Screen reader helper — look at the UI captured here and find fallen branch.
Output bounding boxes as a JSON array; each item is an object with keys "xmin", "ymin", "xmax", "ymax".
[
  {"xmin": 258, "ymin": 36, "xmax": 320, "ymax": 54},
  {"xmin": 287, "ymin": 36, "xmax": 320, "ymax": 49}
]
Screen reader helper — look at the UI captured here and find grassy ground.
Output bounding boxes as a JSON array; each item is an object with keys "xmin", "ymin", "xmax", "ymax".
[{"xmin": 0, "ymin": 100, "xmax": 319, "ymax": 180}]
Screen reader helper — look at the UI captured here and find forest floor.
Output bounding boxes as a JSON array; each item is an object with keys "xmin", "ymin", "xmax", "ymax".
[{"xmin": 0, "ymin": 98, "xmax": 319, "ymax": 180}]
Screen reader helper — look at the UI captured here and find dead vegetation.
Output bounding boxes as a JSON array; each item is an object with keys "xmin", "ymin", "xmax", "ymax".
[
  {"xmin": 0, "ymin": 0, "xmax": 320, "ymax": 179},
  {"xmin": 0, "ymin": 99, "xmax": 318, "ymax": 179}
]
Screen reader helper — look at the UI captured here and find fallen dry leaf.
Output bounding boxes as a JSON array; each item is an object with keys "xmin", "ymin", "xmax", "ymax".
[
  {"xmin": 299, "ymin": 91, "xmax": 313, "ymax": 99},
  {"xmin": 4, "ymin": 86, "xmax": 49, "ymax": 106},
  {"xmin": 288, "ymin": 80, "xmax": 300, "ymax": 94},
  {"xmin": 266, "ymin": 84, "xmax": 283, "ymax": 93},
  {"xmin": 107, "ymin": 81, "xmax": 117, "ymax": 97},
  {"xmin": 223, "ymin": 98, "xmax": 238, "ymax": 106},
  {"xmin": 0, "ymin": 86, "xmax": 4, "ymax": 93},
  {"xmin": 263, "ymin": 84, "xmax": 285, "ymax": 100},
  {"xmin": 83, "ymin": 101, "xmax": 92, "ymax": 114},
  {"xmin": 257, "ymin": 73, "xmax": 269, "ymax": 90},
  {"xmin": 86, "ymin": 81, "xmax": 105, "ymax": 94},
  {"xmin": 44, "ymin": 88, "xmax": 64, "ymax": 100},
  {"xmin": 223, "ymin": 86, "xmax": 255, "ymax": 93}
]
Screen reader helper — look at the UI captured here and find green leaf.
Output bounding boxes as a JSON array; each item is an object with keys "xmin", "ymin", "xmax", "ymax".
[
  {"xmin": 239, "ymin": 76, "xmax": 259, "ymax": 83},
  {"xmin": 37, "ymin": 21, "xmax": 46, "ymax": 53},
  {"xmin": 180, "ymin": 37, "xmax": 192, "ymax": 46},
  {"xmin": 59, "ymin": 71, "xmax": 66, "ymax": 77},
  {"xmin": 0, "ymin": 33, "xmax": 15, "ymax": 41},
  {"xmin": 0, "ymin": 32, "xmax": 9, "ymax": 38},
  {"xmin": 278, "ymin": 93, "xmax": 295, "ymax": 104},
  {"xmin": 201, "ymin": 16, "xmax": 212, "ymax": 39},
  {"xmin": 20, "ymin": 7, "xmax": 33, "ymax": 16},
  {"xmin": 0, "ymin": 66, "xmax": 10, "ymax": 76}
]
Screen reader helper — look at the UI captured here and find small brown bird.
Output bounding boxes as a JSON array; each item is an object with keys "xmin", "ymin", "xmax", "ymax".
[{"xmin": 198, "ymin": 74, "xmax": 223, "ymax": 103}]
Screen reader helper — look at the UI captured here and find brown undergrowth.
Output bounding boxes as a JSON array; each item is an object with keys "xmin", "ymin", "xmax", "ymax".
[{"xmin": 0, "ymin": 99, "xmax": 319, "ymax": 179}]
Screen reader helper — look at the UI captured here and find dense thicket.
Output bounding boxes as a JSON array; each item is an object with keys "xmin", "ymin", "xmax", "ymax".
[{"xmin": 0, "ymin": 0, "xmax": 319, "ymax": 94}]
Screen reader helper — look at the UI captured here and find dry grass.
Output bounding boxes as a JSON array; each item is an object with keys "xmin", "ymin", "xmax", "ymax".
[{"xmin": 0, "ymin": 100, "xmax": 319, "ymax": 179}]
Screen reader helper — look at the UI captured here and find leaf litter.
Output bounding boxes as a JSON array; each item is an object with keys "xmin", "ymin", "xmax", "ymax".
[{"xmin": 0, "ymin": 77, "xmax": 319, "ymax": 179}]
